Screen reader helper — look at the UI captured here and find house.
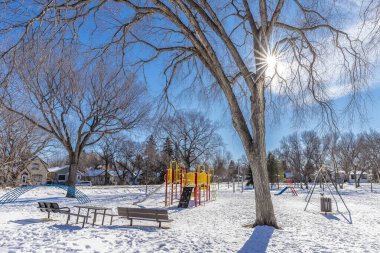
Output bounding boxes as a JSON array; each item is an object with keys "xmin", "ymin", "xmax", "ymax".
[
  {"xmin": 82, "ymin": 167, "xmax": 143, "ymax": 185},
  {"xmin": 47, "ymin": 165, "xmax": 83, "ymax": 184},
  {"xmin": 348, "ymin": 171, "xmax": 371, "ymax": 184},
  {"xmin": 83, "ymin": 168, "xmax": 106, "ymax": 185},
  {"xmin": 16, "ymin": 157, "xmax": 49, "ymax": 186},
  {"xmin": 284, "ymin": 171, "xmax": 294, "ymax": 179}
]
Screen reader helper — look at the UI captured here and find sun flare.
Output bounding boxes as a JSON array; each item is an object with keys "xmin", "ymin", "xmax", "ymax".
[{"xmin": 266, "ymin": 54, "xmax": 277, "ymax": 70}]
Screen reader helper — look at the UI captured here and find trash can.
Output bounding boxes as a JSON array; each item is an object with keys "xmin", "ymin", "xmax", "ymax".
[{"xmin": 320, "ymin": 197, "xmax": 332, "ymax": 213}]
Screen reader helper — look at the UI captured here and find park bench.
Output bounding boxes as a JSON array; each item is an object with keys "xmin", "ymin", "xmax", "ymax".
[
  {"xmin": 37, "ymin": 202, "xmax": 90, "ymax": 228},
  {"xmin": 117, "ymin": 207, "xmax": 173, "ymax": 228},
  {"xmin": 38, "ymin": 202, "xmax": 70, "ymax": 219}
]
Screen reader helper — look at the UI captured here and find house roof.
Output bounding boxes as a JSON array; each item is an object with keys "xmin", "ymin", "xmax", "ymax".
[
  {"xmin": 349, "ymin": 171, "xmax": 369, "ymax": 174},
  {"xmin": 47, "ymin": 165, "xmax": 70, "ymax": 173},
  {"xmin": 29, "ymin": 156, "xmax": 48, "ymax": 166},
  {"xmin": 107, "ymin": 170, "xmax": 120, "ymax": 177},
  {"xmin": 84, "ymin": 168, "xmax": 105, "ymax": 177}
]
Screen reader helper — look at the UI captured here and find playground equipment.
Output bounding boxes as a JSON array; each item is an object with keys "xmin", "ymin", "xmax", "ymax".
[
  {"xmin": 0, "ymin": 184, "xmax": 90, "ymax": 205},
  {"xmin": 275, "ymin": 179, "xmax": 298, "ymax": 196},
  {"xmin": 304, "ymin": 166, "xmax": 352, "ymax": 223},
  {"xmin": 164, "ymin": 161, "xmax": 216, "ymax": 207},
  {"xmin": 133, "ymin": 183, "xmax": 165, "ymax": 205}
]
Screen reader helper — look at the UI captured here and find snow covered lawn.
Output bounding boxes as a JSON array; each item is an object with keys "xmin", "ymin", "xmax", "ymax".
[{"xmin": 0, "ymin": 184, "xmax": 379, "ymax": 253}]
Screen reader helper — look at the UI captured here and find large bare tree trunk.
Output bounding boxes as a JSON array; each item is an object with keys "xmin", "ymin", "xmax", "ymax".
[
  {"xmin": 66, "ymin": 152, "xmax": 79, "ymax": 197},
  {"xmin": 247, "ymin": 77, "xmax": 278, "ymax": 228}
]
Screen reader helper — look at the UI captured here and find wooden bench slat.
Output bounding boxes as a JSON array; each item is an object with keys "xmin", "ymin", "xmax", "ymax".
[
  {"xmin": 127, "ymin": 213, "xmax": 166, "ymax": 220},
  {"xmin": 121, "ymin": 208, "xmax": 168, "ymax": 215},
  {"xmin": 116, "ymin": 207, "xmax": 171, "ymax": 228}
]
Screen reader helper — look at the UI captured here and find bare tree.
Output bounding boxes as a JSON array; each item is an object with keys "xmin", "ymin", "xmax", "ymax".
[
  {"xmin": 1, "ymin": 47, "xmax": 148, "ymax": 195},
  {"xmin": 97, "ymin": 136, "xmax": 119, "ymax": 185},
  {"xmin": 324, "ymin": 132, "xmax": 344, "ymax": 188},
  {"xmin": 213, "ymin": 149, "xmax": 231, "ymax": 180},
  {"xmin": 278, "ymin": 133, "xmax": 304, "ymax": 185},
  {"xmin": 337, "ymin": 133, "xmax": 360, "ymax": 187},
  {"xmin": 161, "ymin": 111, "xmax": 223, "ymax": 169},
  {"xmin": 366, "ymin": 130, "xmax": 380, "ymax": 182},
  {"xmin": 0, "ymin": 0, "xmax": 374, "ymax": 227},
  {"xmin": 0, "ymin": 110, "xmax": 49, "ymax": 186},
  {"xmin": 116, "ymin": 139, "xmax": 145, "ymax": 185}
]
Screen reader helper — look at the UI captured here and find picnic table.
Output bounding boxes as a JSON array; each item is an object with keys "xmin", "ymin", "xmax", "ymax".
[{"xmin": 74, "ymin": 205, "xmax": 113, "ymax": 226}]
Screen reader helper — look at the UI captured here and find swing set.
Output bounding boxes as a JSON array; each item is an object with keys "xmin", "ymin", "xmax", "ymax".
[{"xmin": 304, "ymin": 166, "xmax": 352, "ymax": 224}]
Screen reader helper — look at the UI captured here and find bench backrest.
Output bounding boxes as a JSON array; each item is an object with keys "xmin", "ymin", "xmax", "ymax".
[
  {"xmin": 37, "ymin": 202, "xmax": 61, "ymax": 212},
  {"xmin": 117, "ymin": 207, "xmax": 169, "ymax": 221},
  {"xmin": 38, "ymin": 202, "xmax": 46, "ymax": 212},
  {"xmin": 50, "ymin": 202, "xmax": 61, "ymax": 213}
]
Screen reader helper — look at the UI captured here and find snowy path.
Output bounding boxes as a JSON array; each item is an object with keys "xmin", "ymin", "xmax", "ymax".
[{"xmin": 0, "ymin": 184, "xmax": 379, "ymax": 252}]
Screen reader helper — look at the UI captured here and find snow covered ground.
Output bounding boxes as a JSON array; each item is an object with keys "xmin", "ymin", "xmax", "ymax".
[{"xmin": 0, "ymin": 183, "xmax": 379, "ymax": 253}]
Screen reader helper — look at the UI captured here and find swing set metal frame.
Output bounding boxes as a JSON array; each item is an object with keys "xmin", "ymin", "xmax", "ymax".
[{"xmin": 304, "ymin": 167, "xmax": 352, "ymax": 224}]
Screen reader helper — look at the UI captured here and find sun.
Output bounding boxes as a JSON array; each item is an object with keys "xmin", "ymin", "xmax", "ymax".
[
  {"xmin": 266, "ymin": 54, "xmax": 277, "ymax": 70},
  {"xmin": 265, "ymin": 53, "xmax": 278, "ymax": 76},
  {"xmin": 255, "ymin": 45, "xmax": 285, "ymax": 80}
]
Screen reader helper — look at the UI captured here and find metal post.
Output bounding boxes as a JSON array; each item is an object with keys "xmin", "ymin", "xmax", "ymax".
[
  {"xmin": 241, "ymin": 175, "xmax": 244, "ymax": 193},
  {"xmin": 194, "ymin": 172, "xmax": 198, "ymax": 207},
  {"xmin": 165, "ymin": 169, "xmax": 168, "ymax": 207},
  {"xmin": 171, "ymin": 168, "xmax": 174, "ymax": 205},
  {"xmin": 233, "ymin": 179, "xmax": 235, "ymax": 193},
  {"xmin": 180, "ymin": 169, "xmax": 183, "ymax": 196},
  {"xmin": 199, "ymin": 185, "xmax": 202, "ymax": 205}
]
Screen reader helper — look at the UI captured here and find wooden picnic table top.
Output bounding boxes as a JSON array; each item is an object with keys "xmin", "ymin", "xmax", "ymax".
[{"xmin": 73, "ymin": 205, "xmax": 112, "ymax": 211}]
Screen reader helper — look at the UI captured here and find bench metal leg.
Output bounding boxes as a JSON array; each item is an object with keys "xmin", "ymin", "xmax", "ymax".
[
  {"xmin": 130, "ymin": 219, "xmax": 133, "ymax": 226},
  {"xmin": 76, "ymin": 207, "xmax": 81, "ymax": 224},
  {"xmin": 159, "ymin": 221, "xmax": 161, "ymax": 228},
  {"xmin": 48, "ymin": 212, "xmax": 50, "ymax": 219},
  {"xmin": 82, "ymin": 217, "xmax": 86, "ymax": 228},
  {"xmin": 93, "ymin": 210, "xmax": 97, "ymax": 226},
  {"xmin": 102, "ymin": 209, "xmax": 106, "ymax": 225},
  {"xmin": 110, "ymin": 216, "xmax": 114, "ymax": 225},
  {"xmin": 86, "ymin": 209, "xmax": 90, "ymax": 224},
  {"xmin": 66, "ymin": 214, "xmax": 70, "ymax": 225}
]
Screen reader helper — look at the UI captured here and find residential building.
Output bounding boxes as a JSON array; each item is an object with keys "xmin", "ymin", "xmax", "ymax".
[
  {"xmin": 47, "ymin": 165, "xmax": 83, "ymax": 184},
  {"xmin": 16, "ymin": 157, "xmax": 49, "ymax": 186}
]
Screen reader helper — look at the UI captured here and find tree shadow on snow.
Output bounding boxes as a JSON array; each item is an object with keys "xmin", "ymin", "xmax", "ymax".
[
  {"xmin": 102, "ymin": 225, "xmax": 158, "ymax": 232},
  {"xmin": 238, "ymin": 226, "xmax": 274, "ymax": 253},
  {"xmin": 49, "ymin": 224, "xmax": 82, "ymax": 231},
  {"xmin": 10, "ymin": 219, "xmax": 50, "ymax": 225}
]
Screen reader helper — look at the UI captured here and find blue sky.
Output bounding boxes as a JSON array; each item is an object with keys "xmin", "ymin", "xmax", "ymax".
[
  {"xmin": 4, "ymin": 1, "xmax": 379, "ymax": 161},
  {"xmin": 139, "ymin": 52, "xmax": 380, "ymax": 159},
  {"xmin": 175, "ymin": 85, "xmax": 380, "ymax": 159}
]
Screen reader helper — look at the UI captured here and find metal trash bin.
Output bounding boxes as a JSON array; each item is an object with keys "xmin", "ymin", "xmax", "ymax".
[{"xmin": 320, "ymin": 197, "xmax": 332, "ymax": 213}]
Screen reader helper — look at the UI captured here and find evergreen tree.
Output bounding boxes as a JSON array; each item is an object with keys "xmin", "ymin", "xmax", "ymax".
[
  {"xmin": 267, "ymin": 153, "xmax": 279, "ymax": 185},
  {"xmin": 246, "ymin": 165, "xmax": 253, "ymax": 186},
  {"xmin": 162, "ymin": 137, "xmax": 174, "ymax": 159},
  {"xmin": 228, "ymin": 160, "xmax": 236, "ymax": 180},
  {"xmin": 144, "ymin": 135, "xmax": 158, "ymax": 183}
]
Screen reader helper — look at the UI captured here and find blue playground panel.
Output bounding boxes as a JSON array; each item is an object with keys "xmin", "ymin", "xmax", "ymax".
[{"xmin": 0, "ymin": 184, "xmax": 90, "ymax": 205}]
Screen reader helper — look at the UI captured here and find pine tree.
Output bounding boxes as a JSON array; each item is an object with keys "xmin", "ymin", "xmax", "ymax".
[
  {"xmin": 162, "ymin": 137, "xmax": 174, "ymax": 159},
  {"xmin": 246, "ymin": 165, "xmax": 253, "ymax": 186},
  {"xmin": 267, "ymin": 153, "xmax": 279, "ymax": 185},
  {"xmin": 144, "ymin": 135, "xmax": 158, "ymax": 183}
]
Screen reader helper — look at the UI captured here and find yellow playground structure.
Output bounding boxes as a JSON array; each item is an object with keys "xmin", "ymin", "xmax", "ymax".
[{"xmin": 165, "ymin": 161, "xmax": 217, "ymax": 207}]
